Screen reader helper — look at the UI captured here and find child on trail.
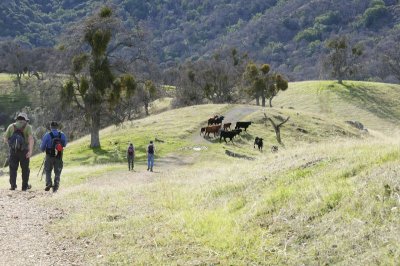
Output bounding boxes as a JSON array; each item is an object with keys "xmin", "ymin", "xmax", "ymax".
[{"xmin": 127, "ymin": 143, "xmax": 135, "ymax": 171}]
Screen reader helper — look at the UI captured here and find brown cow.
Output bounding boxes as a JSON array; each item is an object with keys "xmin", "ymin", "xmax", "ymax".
[
  {"xmin": 223, "ymin": 123, "xmax": 231, "ymax": 131},
  {"xmin": 205, "ymin": 124, "xmax": 221, "ymax": 137}
]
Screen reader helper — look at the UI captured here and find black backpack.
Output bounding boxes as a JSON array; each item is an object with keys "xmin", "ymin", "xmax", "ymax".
[
  {"xmin": 8, "ymin": 124, "xmax": 26, "ymax": 153},
  {"xmin": 47, "ymin": 131, "xmax": 63, "ymax": 157},
  {"xmin": 148, "ymin": 144, "xmax": 154, "ymax": 155},
  {"xmin": 128, "ymin": 145, "xmax": 134, "ymax": 155}
]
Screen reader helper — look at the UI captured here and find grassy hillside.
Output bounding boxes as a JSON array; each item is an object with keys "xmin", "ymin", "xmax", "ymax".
[
  {"xmin": 273, "ymin": 80, "xmax": 400, "ymax": 134},
  {"xmin": 0, "ymin": 73, "xmax": 13, "ymax": 92},
  {"xmin": 1, "ymin": 80, "xmax": 400, "ymax": 264}
]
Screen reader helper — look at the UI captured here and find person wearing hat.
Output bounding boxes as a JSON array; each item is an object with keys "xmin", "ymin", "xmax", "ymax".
[
  {"xmin": 40, "ymin": 121, "xmax": 67, "ymax": 192},
  {"xmin": 3, "ymin": 112, "xmax": 34, "ymax": 191}
]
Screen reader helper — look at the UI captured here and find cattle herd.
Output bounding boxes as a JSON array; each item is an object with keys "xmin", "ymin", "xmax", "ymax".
[{"xmin": 200, "ymin": 115, "xmax": 266, "ymax": 150}]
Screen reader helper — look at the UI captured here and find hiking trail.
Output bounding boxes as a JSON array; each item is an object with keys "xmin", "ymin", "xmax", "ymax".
[{"xmin": 0, "ymin": 186, "xmax": 85, "ymax": 265}]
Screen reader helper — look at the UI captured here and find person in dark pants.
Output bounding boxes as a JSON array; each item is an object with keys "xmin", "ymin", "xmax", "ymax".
[
  {"xmin": 3, "ymin": 112, "xmax": 34, "ymax": 191},
  {"xmin": 127, "ymin": 143, "xmax": 135, "ymax": 171},
  {"xmin": 40, "ymin": 121, "xmax": 67, "ymax": 192}
]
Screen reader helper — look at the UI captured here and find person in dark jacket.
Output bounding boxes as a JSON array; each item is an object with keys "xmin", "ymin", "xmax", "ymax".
[
  {"xmin": 40, "ymin": 121, "xmax": 67, "ymax": 192},
  {"xmin": 127, "ymin": 143, "xmax": 135, "ymax": 171},
  {"xmin": 3, "ymin": 112, "xmax": 34, "ymax": 191},
  {"xmin": 147, "ymin": 141, "xmax": 155, "ymax": 172}
]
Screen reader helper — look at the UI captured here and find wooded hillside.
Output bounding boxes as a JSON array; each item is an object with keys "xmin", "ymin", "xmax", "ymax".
[{"xmin": 1, "ymin": 0, "xmax": 399, "ymax": 81}]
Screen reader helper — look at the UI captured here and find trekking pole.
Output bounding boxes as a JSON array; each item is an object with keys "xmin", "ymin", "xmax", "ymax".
[{"xmin": 37, "ymin": 156, "xmax": 45, "ymax": 181}]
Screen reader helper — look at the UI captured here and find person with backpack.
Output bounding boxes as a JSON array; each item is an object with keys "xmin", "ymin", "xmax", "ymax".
[
  {"xmin": 39, "ymin": 121, "xmax": 67, "ymax": 192},
  {"xmin": 127, "ymin": 143, "xmax": 135, "ymax": 171},
  {"xmin": 147, "ymin": 140, "xmax": 155, "ymax": 172},
  {"xmin": 3, "ymin": 112, "xmax": 34, "ymax": 191}
]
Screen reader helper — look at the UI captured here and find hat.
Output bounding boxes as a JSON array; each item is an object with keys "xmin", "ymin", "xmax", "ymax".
[
  {"xmin": 50, "ymin": 121, "xmax": 59, "ymax": 128},
  {"xmin": 16, "ymin": 112, "xmax": 29, "ymax": 121}
]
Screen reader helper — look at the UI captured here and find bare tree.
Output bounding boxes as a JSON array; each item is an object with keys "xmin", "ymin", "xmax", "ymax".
[
  {"xmin": 175, "ymin": 48, "xmax": 247, "ymax": 106},
  {"xmin": 382, "ymin": 40, "xmax": 400, "ymax": 83},
  {"xmin": 264, "ymin": 113, "xmax": 290, "ymax": 145},
  {"xmin": 323, "ymin": 35, "xmax": 363, "ymax": 84},
  {"xmin": 0, "ymin": 41, "xmax": 30, "ymax": 89}
]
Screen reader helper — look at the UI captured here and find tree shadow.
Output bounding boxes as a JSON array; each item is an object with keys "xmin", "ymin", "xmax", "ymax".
[{"xmin": 338, "ymin": 83, "xmax": 400, "ymax": 123}]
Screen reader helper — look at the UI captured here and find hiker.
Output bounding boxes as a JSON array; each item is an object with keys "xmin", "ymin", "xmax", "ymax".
[
  {"xmin": 147, "ymin": 140, "xmax": 155, "ymax": 172},
  {"xmin": 127, "ymin": 143, "xmax": 135, "ymax": 171},
  {"xmin": 3, "ymin": 112, "xmax": 34, "ymax": 191},
  {"xmin": 39, "ymin": 121, "xmax": 67, "ymax": 192}
]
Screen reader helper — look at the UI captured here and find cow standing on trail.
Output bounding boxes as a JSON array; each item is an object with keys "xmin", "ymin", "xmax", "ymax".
[{"xmin": 254, "ymin": 137, "xmax": 263, "ymax": 151}]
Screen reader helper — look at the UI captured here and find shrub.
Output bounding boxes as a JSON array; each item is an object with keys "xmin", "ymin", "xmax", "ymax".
[
  {"xmin": 362, "ymin": 3, "xmax": 389, "ymax": 27},
  {"xmin": 315, "ymin": 11, "xmax": 340, "ymax": 25}
]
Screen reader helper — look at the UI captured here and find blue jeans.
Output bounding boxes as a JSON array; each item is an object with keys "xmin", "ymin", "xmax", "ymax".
[{"xmin": 147, "ymin": 154, "xmax": 154, "ymax": 170}]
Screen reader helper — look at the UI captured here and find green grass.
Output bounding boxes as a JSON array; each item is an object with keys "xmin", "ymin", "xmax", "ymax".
[
  {"xmin": 273, "ymin": 80, "xmax": 400, "ymax": 133},
  {"xmin": 2, "ymin": 80, "xmax": 400, "ymax": 264},
  {"xmin": 0, "ymin": 73, "xmax": 15, "ymax": 93},
  {"xmin": 44, "ymin": 137, "xmax": 400, "ymax": 265}
]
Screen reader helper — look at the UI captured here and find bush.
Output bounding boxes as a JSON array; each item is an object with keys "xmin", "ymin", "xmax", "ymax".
[
  {"xmin": 362, "ymin": 4, "xmax": 389, "ymax": 27},
  {"xmin": 294, "ymin": 27, "xmax": 322, "ymax": 42},
  {"xmin": 315, "ymin": 11, "xmax": 340, "ymax": 25}
]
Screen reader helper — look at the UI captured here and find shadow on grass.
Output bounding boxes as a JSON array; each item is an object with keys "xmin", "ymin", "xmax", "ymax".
[{"xmin": 338, "ymin": 83, "xmax": 400, "ymax": 123}]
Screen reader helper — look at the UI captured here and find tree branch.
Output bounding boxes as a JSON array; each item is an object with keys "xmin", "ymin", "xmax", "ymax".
[{"xmin": 277, "ymin": 116, "xmax": 290, "ymax": 127}]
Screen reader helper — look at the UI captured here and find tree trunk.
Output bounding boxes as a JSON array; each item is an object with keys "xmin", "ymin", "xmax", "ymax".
[
  {"xmin": 261, "ymin": 96, "xmax": 266, "ymax": 107},
  {"xmin": 255, "ymin": 96, "xmax": 260, "ymax": 106},
  {"xmin": 264, "ymin": 113, "xmax": 290, "ymax": 145},
  {"xmin": 275, "ymin": 127, "xmax": 282, "ymax": 144},
  {"xmin": 144, "ymin": 102, "xmax": 149, "ymax": 116},
  {"xmin": 90, "ymin": 111, "xmax": 101, "ymax": 148},
  {"xmin": 269, "ymin": 96, "xmax": 274, "ymax": 107},
  {"xmin": 16, "ymin": 72, "xmax": 22, "ymax": 90}
]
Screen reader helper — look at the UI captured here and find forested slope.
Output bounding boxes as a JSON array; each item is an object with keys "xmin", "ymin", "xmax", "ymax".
[{"xmin": 1, "ymin": 0, "xmax": 399, "ymax": 80}]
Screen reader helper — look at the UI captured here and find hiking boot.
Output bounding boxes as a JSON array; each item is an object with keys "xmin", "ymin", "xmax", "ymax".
[
  {"xmin": 9, "ymin": 186, "xmax": 16, "ymax": 191},
  {"xmin": 150, "ymin": 168, "xmax": 153, "ymax": 172},
  {"xmin": 53, "ymin": 186, "xmax": 58, "ymax": 193},
  {"xmin": 45, "ymin": 184, "xmax": 52, "ymax": 191},
  {"xmin": 22, "ymin": 184, "xmax": 32, "ymax": 191},
  {"xmin": 147, "ymin": 168, "xmax": 149, "ymax": 171}
]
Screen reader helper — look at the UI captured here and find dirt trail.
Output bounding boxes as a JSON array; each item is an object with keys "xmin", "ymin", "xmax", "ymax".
[
  {"xmin": 193, "ymin": 105, "xmax": 261, "ymax": 144},
  {"xmin": 0, "ymin": 105, "xmax": 261, "ymax": 265},
  {"xmin": 0, "ymin": 188, "xmax": 84, "ymax": 266}
]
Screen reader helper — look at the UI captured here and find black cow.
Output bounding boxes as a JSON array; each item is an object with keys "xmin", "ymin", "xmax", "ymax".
[
  {"xmin": 208, "ymin": 115, "xmax": 225, "ymax": 125},
  {"xmin": 235, "ymin": 121, "xmax": 252, "ymax": 131},
  {"xmin": 254, "ymin": 137, "xmax": 263, "ymax": 151},
  {"xmin": 220, "ymin": 129, "xmax": 242, "ymax": 143},
  {"xmin": 200, "ymin": 127, "xmax": 206, "ymax": 135},
  {"xmin": 214, "ymin": 115, "xmax": 224, "ymax": 124}
]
